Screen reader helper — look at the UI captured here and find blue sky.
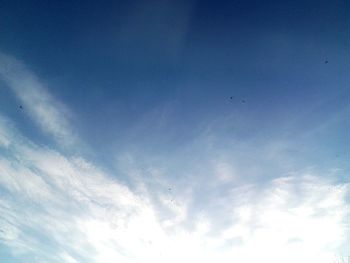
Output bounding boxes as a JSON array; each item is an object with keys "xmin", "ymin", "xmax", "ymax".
[{"xmin": 0, "ymin": 0, "xmax": 350, "ymax": 262}]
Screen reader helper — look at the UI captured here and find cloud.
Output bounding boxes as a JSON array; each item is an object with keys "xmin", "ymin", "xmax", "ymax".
[
  {"xmin": 0, "ymin": 114, "xmax": 349, "ymax": 263},
  {"xmin": 0, "ymin": 52, "xmax": 76, "ymax": 147}
]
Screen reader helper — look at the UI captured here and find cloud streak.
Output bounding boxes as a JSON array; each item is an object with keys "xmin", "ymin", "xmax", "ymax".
[{"xmin": 0, "ymin": 52, "xmax": 76, "ymax": 147}]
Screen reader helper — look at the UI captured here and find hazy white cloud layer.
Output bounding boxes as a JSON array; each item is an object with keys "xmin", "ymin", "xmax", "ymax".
[
  {"xmin": 0, "ymin": 53, "xmax": 349, "ymax": 263},
  {"xmin": 0, "ymin": 114, "xmax": 349, "ymax": 263}
]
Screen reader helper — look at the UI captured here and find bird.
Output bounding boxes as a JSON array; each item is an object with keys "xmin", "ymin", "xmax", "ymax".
[
  {"xmin": 325, "ymin": 60, "xmax": 329, "ymax": 64},
  {"xmin": 241, "ymin": 99, "xmax": 246, "ymax": 103},
  {"xmin": 19, "ymin": 105, "xmax": 23, "ymax": 109},
  {"xmin": 168, "ymin": 188, "xmax": 171, "ymax": 191},
  {"xmin": 230, "ymin": 96, "xmax": 233, "ymax": 100}
]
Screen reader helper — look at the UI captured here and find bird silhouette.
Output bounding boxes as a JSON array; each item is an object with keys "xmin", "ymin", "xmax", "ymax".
[
  {"xmin": 325, "ymin": 60, "xmax": 329, "ymax": 64},
  {"xmin": 19, "ymin": 105, "xmax": 23, "ymax": 109}
]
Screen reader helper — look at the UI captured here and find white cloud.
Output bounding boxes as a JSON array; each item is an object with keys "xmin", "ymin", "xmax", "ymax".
[
  {"xmin": 0, "ymin": 115, "xmax": 349, "ymax": 263},
  {"xmin": 0, "ymin": 52, "xmax": 76, "ymax": 146}
]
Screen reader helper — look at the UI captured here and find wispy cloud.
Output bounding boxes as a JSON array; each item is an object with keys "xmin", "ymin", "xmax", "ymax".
[
  {"xmin": 0, "ymin": 52, "xmax": 76, "ymax": 147},
  {"xmin": 0, "ymin": 113, "xmax": 349, "ymax": 263}
]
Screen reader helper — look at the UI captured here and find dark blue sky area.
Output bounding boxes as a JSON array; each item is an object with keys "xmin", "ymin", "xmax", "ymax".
[{"xmin": 1, "ymin": 0, "xmax": 349, "ymax": 156}]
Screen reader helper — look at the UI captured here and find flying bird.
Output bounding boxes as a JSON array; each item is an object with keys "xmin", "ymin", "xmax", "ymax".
[
  {"xmin": 19, "ymin": 105, "xmax": 23, "ymax": 109},
  {"xmin": 241, "ymin": 100, "xmax": 246, "ymax": 103},
  {"xmin": 325, "ymin": 60, "xmax": 329, "ymax": 64}
]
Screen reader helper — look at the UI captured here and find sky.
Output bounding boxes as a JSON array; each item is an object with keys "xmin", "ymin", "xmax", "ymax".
[{"xmin": 0, "ymin": 0, "xmax": 350, "ymax": 262}]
